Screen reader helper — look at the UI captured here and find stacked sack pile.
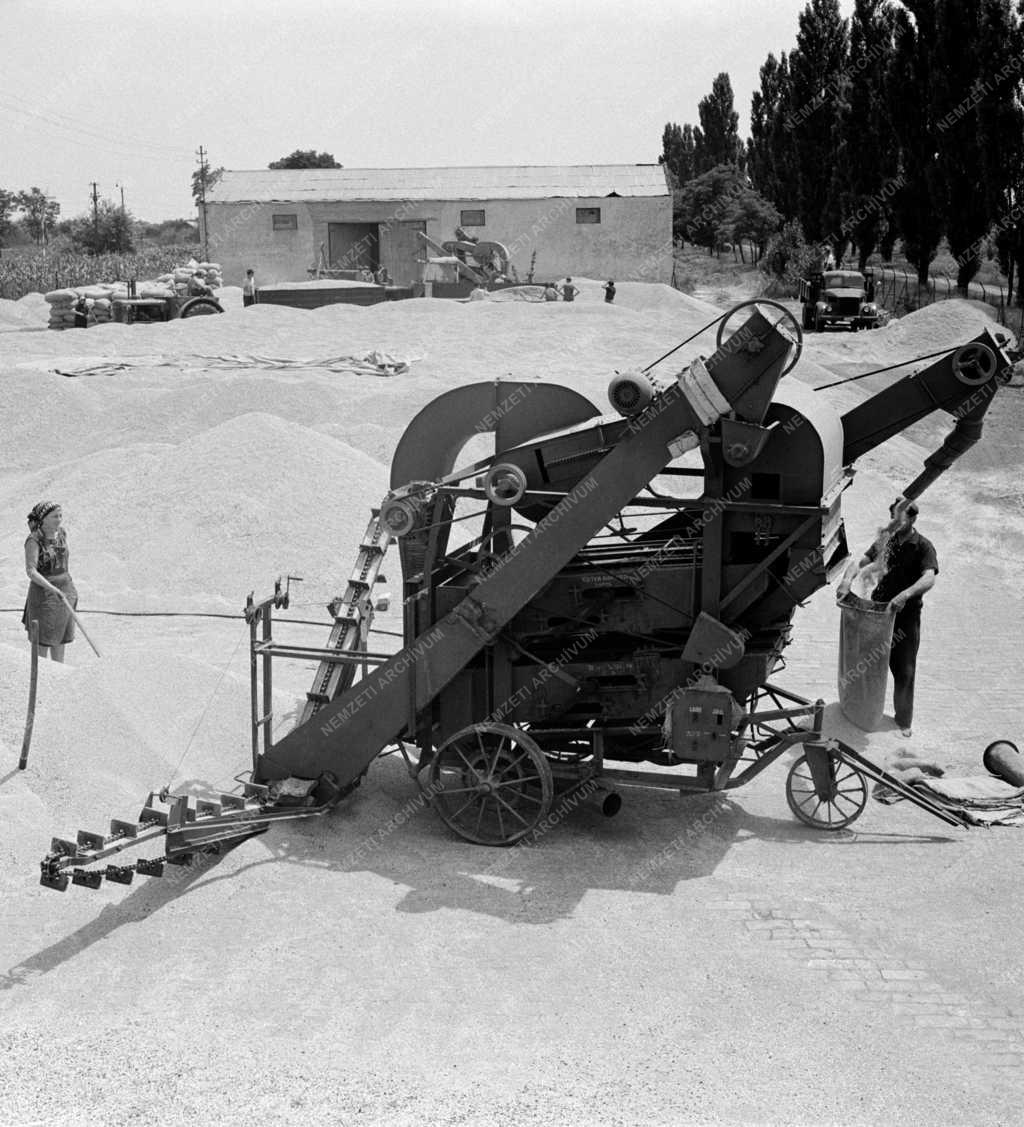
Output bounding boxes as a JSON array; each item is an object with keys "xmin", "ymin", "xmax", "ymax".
[
  {"xmin": 43, "ymin": 260, "xmax": 223, "ymax": 330},
  {"xmin": 44, "ymin": 283, "xmax": 125, "ymax": 330},
  {"xmin": 157, "ymin": 259, "xmax": 224, "ymax": 294}
]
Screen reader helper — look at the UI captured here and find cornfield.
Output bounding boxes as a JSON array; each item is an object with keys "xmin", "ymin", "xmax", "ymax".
[{"xmin": 0, "ymin": 244, "xmax": 203, "ymax": 300}]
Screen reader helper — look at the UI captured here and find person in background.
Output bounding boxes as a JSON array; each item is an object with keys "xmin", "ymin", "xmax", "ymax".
[
  {"xmin": 603, "ymin": 279, "xmax": 616, "ymax": 304},
  {"xmin": 561, "ymin": 277, "xmax": 580, "ymax": 303},
  {"xmin": 375, "ymin": 266, "xmax": 392, "ymax": 285},
  {"xmin": 242, "ymin": 268, "xmax": 258, "ymax": 307},
  {"xmin": 188, "ymin": 271, "xmax": 213, "ymax": 298},
  {"xmin": 73, "ymin": 294, "xmax": 89, "ymax": 328},
  {"xmin": 23, "ymin": 501, "xmax": 78, "ymax": 663},
  {"xmin": 360, "ymin": 268, "xmax": 375, "ymax": 283},
  {"xmin": 836, "ymin": 499, "xmax": 938, "ymax": 737},
  {"xmin": 468, "ymin": 282, "xmax": 489, "ymax": 301},
  {"xmin": 543, "ymin": 282, "xmax": 560, "ymax": 302}
]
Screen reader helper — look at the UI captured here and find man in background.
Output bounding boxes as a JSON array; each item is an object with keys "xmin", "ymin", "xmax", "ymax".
[
  {"xmin": 242, "ymin": 268, "xmax": 257, "ymax": 307},
  {"xmin": 561, "ymin": 277, "xmax": 580, "ymax": 302}
]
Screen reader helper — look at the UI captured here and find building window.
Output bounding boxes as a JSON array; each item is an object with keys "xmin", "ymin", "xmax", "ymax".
[
  {"xmin": 576, "ymin": 207, "xmax": 601, "ymax": 224},
  {"xmin": 272, "ymin": 214, "xmax": 298, "ymax": 231},
  {"xmin": 460, "ymin": 209, "xmax": 486, "ymax": 227}
]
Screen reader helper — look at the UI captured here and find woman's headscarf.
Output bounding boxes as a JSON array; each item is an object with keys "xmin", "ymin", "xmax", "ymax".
[{"xmin": 27, "ymin": 501, "xmax": 60, "ymax": 532}]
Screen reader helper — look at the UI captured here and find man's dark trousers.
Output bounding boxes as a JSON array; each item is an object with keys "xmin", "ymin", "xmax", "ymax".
[{"xmin": 890, "ymin": 607, "xmax": 921, "ymax": 729}]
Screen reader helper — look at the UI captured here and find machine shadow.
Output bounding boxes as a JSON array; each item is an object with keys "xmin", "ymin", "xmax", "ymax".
[
  {"xmin": 6, "ymin": 758, "xmax": 959, "ymax": 987},
  {"xmin": 259, "ymin": 755, "xmax": 959, "ymax": 925}
]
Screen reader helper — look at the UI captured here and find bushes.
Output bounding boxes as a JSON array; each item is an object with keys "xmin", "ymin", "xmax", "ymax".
[
  {"xmin": 759, "ymin": 220, "xmax": 818, "ymax": 296},
  {"xmin": 0, "ymin": 243, "xmax": 202, "ymax": 299}
]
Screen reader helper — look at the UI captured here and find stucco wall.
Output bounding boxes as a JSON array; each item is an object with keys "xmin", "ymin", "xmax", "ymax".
[{"xmin": 204, "ymin": 194, "xmax": 672, "ymax": 287}]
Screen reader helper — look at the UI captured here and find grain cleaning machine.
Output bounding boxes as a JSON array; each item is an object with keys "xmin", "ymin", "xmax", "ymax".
[{"xmin": 40, "ymin": 302, "xmax": 1016, "ymax": 889}]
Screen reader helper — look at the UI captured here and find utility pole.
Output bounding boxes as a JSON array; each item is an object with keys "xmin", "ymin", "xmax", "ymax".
[
  {"xmin": 196, "ymin": 146, "xmax": 209, "ymax": 260},
  {"xmin": 115, "ymin": 182, "xmax": 126, "ymax": 253},
  {"xmin": 90, "ymin": 181, "xmax": 100, "ymax": 252}
]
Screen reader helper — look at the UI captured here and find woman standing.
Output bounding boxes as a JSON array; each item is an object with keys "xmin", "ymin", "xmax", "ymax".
[{"xmin": 23, "ymin": 501, "xmax": 78, "ymax": 662}]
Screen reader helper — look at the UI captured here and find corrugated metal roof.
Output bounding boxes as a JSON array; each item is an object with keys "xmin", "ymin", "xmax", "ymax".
[{"xmin": 207, "ymin": 165, "xmax": 670, "ymax": 203}]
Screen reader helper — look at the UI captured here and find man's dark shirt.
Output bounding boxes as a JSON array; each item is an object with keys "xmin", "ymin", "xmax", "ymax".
[{"xmin": 866, "ymin": 528, "xmax": 939, "ymax": 613}]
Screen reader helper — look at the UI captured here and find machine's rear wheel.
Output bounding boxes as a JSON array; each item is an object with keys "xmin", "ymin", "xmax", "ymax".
[
  {"xmin": 178, "ymin": 296, "xmax": 223, "ymax": 318},
  {"xmin": 430, "ymin": 723, "xmax": 553, "ymax": 845},
  {"xmin": 786, "ymin": 751, "xmax": 867, "ymax": 830}
]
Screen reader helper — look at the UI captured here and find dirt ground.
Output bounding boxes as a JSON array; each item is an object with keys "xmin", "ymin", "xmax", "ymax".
[{"xmin": 0, "ymin": 282, "xmax": 1022, "ymax": 1127}]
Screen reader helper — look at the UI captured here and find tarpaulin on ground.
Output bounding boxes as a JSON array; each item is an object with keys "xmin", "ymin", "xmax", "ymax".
[
  {"xmin": 837, "ymin": 592, "xmax": 895, "ymax": 731},
  {"xmin": 873, "ymin": 771, "xmax": 1024, "ymax": 826}
]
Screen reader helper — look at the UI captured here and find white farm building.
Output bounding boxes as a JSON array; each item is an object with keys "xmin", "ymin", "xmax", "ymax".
[{"xmin": 202, "ymin": 164, "xmax": 673, "ymax": 288}]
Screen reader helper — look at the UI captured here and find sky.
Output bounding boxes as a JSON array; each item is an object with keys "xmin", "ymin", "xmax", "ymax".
[{"xmin": 1, "ymin": 0, "xmax": 853, "ymax": 222}]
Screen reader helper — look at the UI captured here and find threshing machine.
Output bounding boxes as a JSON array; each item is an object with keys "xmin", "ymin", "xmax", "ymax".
[{"xmin": 40, "ymin": 301, "xmax": 1016, "ymax": 890}]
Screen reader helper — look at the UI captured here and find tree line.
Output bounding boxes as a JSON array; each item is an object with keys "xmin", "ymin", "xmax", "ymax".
[
  {"xmin": 1, "ymin": 149, "xmax": 342, "ymax": 259},
  {"xmin": 663, "ymin": 0, "xmax": 1024, "ymax": 300}
]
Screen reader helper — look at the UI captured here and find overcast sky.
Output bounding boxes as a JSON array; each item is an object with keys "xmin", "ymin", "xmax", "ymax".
[{"xmin": 2, "ymin": 0, "xmax": 853, "ymax": 222}]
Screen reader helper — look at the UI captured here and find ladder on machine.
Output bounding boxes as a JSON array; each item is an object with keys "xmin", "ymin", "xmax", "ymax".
[{"xmin": 300, "ymin": 510, "xmax": 392, "ymax": 724}]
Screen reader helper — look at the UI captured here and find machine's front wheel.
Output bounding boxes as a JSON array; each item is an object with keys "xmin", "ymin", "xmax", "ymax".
[
  {"xmin": 786, "ymin": 750, "xmax": 867, "ymax": 830},
  {"xmin": 430, "ymin": 723, "xmax": 553, "ymax": 845}
]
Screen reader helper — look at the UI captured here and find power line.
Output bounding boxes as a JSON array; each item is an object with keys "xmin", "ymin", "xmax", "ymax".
[{"xmin": 0, "ymin": 94, "xmax": 194, "ymax": 157}]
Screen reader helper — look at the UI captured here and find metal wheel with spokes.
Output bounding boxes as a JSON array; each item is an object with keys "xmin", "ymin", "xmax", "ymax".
[
  {"xmin": 430, "ymin": 723, "xmax": 554, "ymax": 846},
  {"xmin": 786, "ymin": 749, "xmax": 868, "ymax": 830},
  {"xmin": 715, "ymin": 299, "xmax": 804, "ymax": 376}
]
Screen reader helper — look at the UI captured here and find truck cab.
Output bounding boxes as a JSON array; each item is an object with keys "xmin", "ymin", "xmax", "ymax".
[{"xmin": 799, "ymin": 269, "xmax": 879, "ymax": 332}]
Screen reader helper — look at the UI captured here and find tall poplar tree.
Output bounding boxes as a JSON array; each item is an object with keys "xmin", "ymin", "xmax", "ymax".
[
  {"xmin": 788, "ymin": 0, "xmax": 849, "ymax": 245},
  {"xmin": 888, "ymin": 1, "xmax": 944, "ymax": 285},
  {"xmin": 693, "ymin": 73, "xmax": 741, "ymax": 174},
  {"xmin": 841, "ymin": 0, "xmax": 900, "ymax": 269}
]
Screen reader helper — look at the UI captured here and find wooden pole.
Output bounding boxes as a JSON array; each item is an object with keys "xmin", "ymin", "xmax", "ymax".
[
  {"xmin": 19, "ymin": 619, "xmax": 39, "ymax": 769},
  {"xmin": 59, "ymin": 593, "xmax": 101, "ymax": 658}
]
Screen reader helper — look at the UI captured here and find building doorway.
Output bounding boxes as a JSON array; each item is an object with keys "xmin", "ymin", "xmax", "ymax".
[{"xmin": 328, "ymin": 223, "xmax": 379, "ymax": 273}]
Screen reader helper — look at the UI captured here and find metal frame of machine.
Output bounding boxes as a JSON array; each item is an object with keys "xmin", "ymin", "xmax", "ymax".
[{"xmin": 40, "ymin": 302, "xmax": 1014, "ymax": 889}]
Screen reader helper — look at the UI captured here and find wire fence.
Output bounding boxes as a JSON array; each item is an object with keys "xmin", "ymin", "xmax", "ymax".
[{"xmin": 865, "ymin": 266, "xmax": 1024, "ymax": 340}]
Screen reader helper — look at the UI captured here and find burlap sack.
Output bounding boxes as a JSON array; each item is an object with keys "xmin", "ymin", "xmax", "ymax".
[{"xmin": 837, "ymin": 593, "xmax": 896, "ymax": 731}]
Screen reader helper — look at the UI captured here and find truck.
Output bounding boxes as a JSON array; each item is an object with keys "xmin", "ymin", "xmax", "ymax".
[{"xmin": 800, "ymin": 269, "xmax": 880, "ymax": 332}]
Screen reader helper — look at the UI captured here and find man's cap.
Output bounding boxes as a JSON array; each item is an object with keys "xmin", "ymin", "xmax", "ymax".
[{"xmin": 890, "ymin": 498, "xmax": 919, "ymax": 518}]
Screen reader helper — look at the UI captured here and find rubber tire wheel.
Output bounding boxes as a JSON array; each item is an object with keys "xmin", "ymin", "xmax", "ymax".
[{"xmin": 178, "ymin": 296, "xmax": 223, "ymax": 318}]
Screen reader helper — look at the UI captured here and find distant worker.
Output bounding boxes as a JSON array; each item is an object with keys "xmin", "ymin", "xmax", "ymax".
[
  {"xmin": 468, "ymin": 282, "xmax": 489, "ymax": 301},
  {"xmin": 603, "ymin": 279, "xmax": 616, "ymax": 304},
  {"xmin": 543, "ymin": 282, "xmax": 560, "ymax": 302},
  {"xmin": 73, "ymin": 294, "xmax": 88, "ymax": 329},
  {"xmin": 837, "ymin": 499, "xmax": 938, "ymax": 737},
  {"xmin": 823, "ymin": 248, "xmax": 836, "ymax": 270},
  {"xmin": 375, "ymin": 266, "xmax": 392, "ymax": 286},
  {"xmin": 561, "ymin": 277, "xmax": 580, "ymax": 303},
  {"xmin": 23, "ymin": 501, "xmax": 78, "ymax": 664},
  {"xmin": 242, "ymin": 268, "xmax": 258, "ymax": 307},
  {"xmin": 360, "ymin": 268, "xmax": 375, "ymax": 283}
]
